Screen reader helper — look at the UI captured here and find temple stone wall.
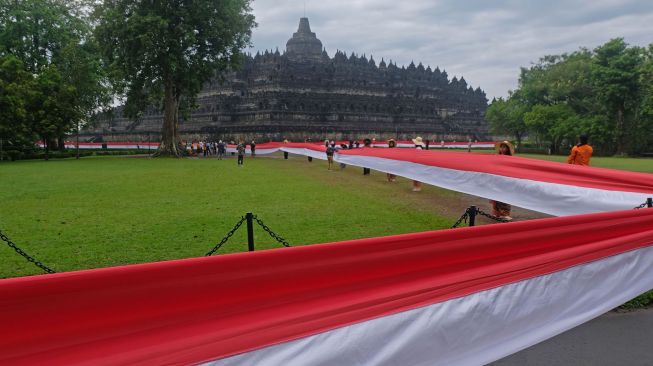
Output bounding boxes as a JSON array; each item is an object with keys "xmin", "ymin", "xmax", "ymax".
[{"xmin": 87, "ymin": 17, "xmax": 490, "ymax": 143}]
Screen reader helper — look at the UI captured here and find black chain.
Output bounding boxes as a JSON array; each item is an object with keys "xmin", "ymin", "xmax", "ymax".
[
  {"xmin": 205, "ymin": 216, "xmax": 246, "ymax": 256},
  {"xmin": 475, "ymin": 208, "xmax": 511, "ymax": 223},
  {"xmin": 253, "ymin": 215, "xmax": 291, "ymax": 247},
  {"xmin": 0, "ymin": 229, "xmax": 56, "ymax": 274},
  {"xmin": 451, "ymin": 211, "xmax": 469, "ymax": 228}
]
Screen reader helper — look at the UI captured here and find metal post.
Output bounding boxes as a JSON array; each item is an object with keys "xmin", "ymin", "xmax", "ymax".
[
  {"xmin": 246, "ymin": 212, "xmax": 255, "ymax": 252},
  {"xmin": 468, "ymin": 206, "xmax": 477, "ymax": 227},
  {"xmin": 647, "ymin": 198, "xmax": 653, "ymax": 208}
]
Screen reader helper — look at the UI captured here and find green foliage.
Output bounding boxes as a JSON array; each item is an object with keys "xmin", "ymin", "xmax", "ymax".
[
  {"xmin": 0, "ymin": 0, "xmax": 110, "ymax": 157},
  {"xmin": 94, "ymin": 0, "xmax": 256, "ymax": 156},
  {"xmin": 0, "ymin": 55, "xmax": 35, "ymax": 152},
  {"xmin": 488, "ymin": 38, "xmax": 653, "ymax": 156},
  {"xmin": 621, "ymin": 290, "xmax": 653, "ymax": 309},
  {"xmin": 485, "ymin": 96, "xmax": 528, "ymax": 146}
]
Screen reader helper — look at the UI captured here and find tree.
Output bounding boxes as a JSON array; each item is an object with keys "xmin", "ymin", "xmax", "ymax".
[
  {"xmin": 485, "ymin": 95, "xmax": 528, "ymax": 149},
  {"xmin": 27, "ymin": 65, "xmax": 81, "ymax": 159},
  {"xmin": 0, "ymin": 0, "xmax": 109, "ymax": 155},
  {"xmin": 0, "ymin": 55, "xmax": 33, "ymax": 159},
  {"xmin": 95, "ymin": 0, "xmax": 256, "ymax": 157},
  {"xmin": 493, "ymin": 38, "xmax": 652, "ymax": 156},
  {"xmin": 592, "ymin": 39, "xmax": 646, "ymax": 154}
]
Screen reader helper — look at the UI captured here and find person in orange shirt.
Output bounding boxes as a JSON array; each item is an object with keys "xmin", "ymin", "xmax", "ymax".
[{"xmin": 567, "ymin": 134, "xmax": 593, "ymax": 166}]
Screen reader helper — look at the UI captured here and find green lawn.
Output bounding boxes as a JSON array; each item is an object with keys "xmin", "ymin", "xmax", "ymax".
[
  {"xmin": 2, "ymin": 152, "xmax": 652, "ymax": 279},
  {"xmin": 1, "ymin": 155, "xmax": 457, "ymax": 278}
]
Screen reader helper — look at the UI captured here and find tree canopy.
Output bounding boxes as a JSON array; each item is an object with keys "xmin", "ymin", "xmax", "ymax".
[
  {"xmin": 94, "ymin": 0, "xmax": 256, "ymax": 157},
  {"xmin": 486, "ymin": 38, "xmax": 653, "ymax": 155},
  {"xmin": 0, "ymin": 0, "xmax": 109, "ymax": 159}
]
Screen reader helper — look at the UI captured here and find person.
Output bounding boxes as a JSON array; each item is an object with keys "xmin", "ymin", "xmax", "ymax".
[
  {"xmin": 425, "ymin": 139, "xmax": 430, "ymax": 150},
  {"xmin": 412, "ymin": 137, "xmax": 425, "ymax": 191},
  {"xmin": 217, "ymin": 140, "xmax": 225, "ymax": 160},
  {"xmin": 489, "ymin": 141, "xmax": 515, "ymax": 221},
  {"xmin": 567, "ymin": 134, "xmax": 593, "ymax": 166},
  {"xmin": 362, "ymin": 138, "xmax": 372, "ymax": 175},
  {"xmin": 326, "ymin": 143, "xmax": 335, "ymax": 170},
  {"xmin": 236, "ymin": 140, "xmax": 245, "ymax": 167},
  {"xmin": 283, "ymin": 138, "xmax": 289, "ymax": 159},
  {"xmin": 305, "ymin": 138, "xmax": 313, "ymax": 162},
  {"xmin": 250, "ymin": 140, "xmax": 256, "ymax": 157},
  {"xmin": 467, "ymin": 139, "xmax": 472, "ymax": 153},
  {"xmin": 386, "ymin": 139, "xmax": 397, "ymax": 182}
]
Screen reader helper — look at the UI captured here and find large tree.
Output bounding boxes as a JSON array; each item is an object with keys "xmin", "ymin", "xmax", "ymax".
[
  {"xmin": 94, "ymin": 0, "xmax": 255, "ymax": 157},
  {"xmin": 0, "ymin": 0, "xmax": 109, "ymax": 155},
  {"xmin": 485, "ymin": 94, "xmax": 528, "ymax": 149},
  {"xmin": 489, "ymin": 38, "xmax": 652, "ymax": 156}
]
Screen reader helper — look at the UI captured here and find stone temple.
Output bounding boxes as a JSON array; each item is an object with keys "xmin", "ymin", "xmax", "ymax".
[{"xmin": 87, "ymin": 17, "xmax": 490, "ymax": 142}]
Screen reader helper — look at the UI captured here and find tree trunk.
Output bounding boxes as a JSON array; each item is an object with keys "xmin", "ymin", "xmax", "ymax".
[
  {"xmin": 155, "ymin": 80, "xmax": 181, "ymax": 157},
  {"xmin": 44, "ymin": 136, "xmax": 49, "ymax": 161},
  {"xmin": 615, "ymin": 105, "xmax": 626, "ymax": 155}
]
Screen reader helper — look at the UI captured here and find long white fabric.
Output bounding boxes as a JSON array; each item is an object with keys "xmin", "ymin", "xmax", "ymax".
[
  {"xmin": 207, "ymin": 245, "xmax": 653, "ymax": 366},
  {"xmin": 333, "ymin": 154, "xmax": 652, "ymax": 216}
]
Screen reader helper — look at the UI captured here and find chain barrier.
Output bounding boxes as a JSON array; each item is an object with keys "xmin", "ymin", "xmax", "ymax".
[
  {"xmin": 450, "ymin": 211, "xmax": 469, "ymax": 228},
  {"xmin": 205, "ymin": 216, "xmax": 246, "ymax": 256},
  {"xmin": 253, "ymin": 215, "xmax": 292, "ymax": 247},
  {"xmin": 475, "ymin": 208, "xmax": 512, "ymax": 223},
  {"xmin": 634, "ymin": 202, "xmax": 649, "ymax": 209},
  {"xmin": 0, "ymin": 229, "xmax": 56, "ymax": 274}
]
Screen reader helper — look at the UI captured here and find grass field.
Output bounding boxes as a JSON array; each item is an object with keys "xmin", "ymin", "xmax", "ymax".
[
  {"xmin": 0, "ymin": 154, "xmax": 461, "ymax": 278},
  {"xmin": 1, "ymin": 152, "xmax": 652, "ymax": 279}
]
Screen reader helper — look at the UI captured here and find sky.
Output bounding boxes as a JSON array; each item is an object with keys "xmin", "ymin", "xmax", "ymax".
[{"xmin": 247, "ymin": 0, "xmax": 653, "ymax": 99}]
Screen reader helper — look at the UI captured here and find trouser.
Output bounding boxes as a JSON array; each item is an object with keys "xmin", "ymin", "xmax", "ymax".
[
  {"xmin": 284, "ymin": 152, "xmax": 289, "ymax": 159},
  {"xmin": 238, "ymin": 155, "xmax": 244, "ymax": 165},
  {"xmin": 363, "ymin": 167, "xmax": 370, "ymax": 175}
]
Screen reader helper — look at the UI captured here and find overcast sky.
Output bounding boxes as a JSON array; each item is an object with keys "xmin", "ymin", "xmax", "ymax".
[{"xmin": 247, "ymin": 0, "xmax": 653, "ymax": 99}]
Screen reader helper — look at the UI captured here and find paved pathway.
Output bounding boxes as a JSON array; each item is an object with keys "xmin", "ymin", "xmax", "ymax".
[{"xmin": 492, "ymin": 308, "xmax": 653, "ymax": 365}]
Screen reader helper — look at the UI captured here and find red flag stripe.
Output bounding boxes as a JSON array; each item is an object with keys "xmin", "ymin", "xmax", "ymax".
[{"xmin": 1, "ymin": 209, "xmax": 653, "ymax": 365}]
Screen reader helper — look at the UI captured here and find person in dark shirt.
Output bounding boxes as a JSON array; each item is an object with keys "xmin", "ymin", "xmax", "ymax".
[
  {"xmin": 326, "ymin": 144, "xmax": 335, "ymax": 170},
  {"xmin": 236, "ymin": 141, "xmax": 245, "ymax": 167},
  {"xmin": 362, "ymin": 138, "xmax": 372, "ymax": 175},
  {"xmin": 250, "ymin": 140, "xmax": 256, "ymax": 157}
]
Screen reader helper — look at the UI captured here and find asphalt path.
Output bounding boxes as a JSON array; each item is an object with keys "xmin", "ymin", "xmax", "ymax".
[{"xmin": 492, "ymin": 308, "xmax": 653, "ymax": 365}]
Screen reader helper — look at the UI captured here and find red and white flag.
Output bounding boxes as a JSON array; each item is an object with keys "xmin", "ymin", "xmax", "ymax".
[
  {"xmin": 332, "ymin": 148, "xmax": 653, "ymax": 216},
  {"xmin": 2, "ymin": 208, "xmax": 653, "ymax": 365}
]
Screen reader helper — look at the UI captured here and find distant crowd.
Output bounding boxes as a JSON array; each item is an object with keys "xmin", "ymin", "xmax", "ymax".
[{"xmin": 181, "ymin": 135, "xmax": 593, "ymax": 222}]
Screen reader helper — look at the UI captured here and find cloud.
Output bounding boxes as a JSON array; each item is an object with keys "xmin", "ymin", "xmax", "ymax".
[{"xmin": 247, "ymin": 0, "xmax": 653, "ymax": 99}]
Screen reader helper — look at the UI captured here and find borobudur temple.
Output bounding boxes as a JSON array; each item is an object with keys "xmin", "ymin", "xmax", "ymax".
[{"xmin": 87, "ymin": 17, "xmax": 490, "ymax": 142}]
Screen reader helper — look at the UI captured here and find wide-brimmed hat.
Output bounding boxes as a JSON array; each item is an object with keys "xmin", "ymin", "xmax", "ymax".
[
  {"xmin": 387, "ymin": 138, "xmax": 396, "ymax": 148},
  {"xmin": 495, "ymin": 140, "xmax": 515, "ymax": 155},
  {"xmin": 412, "ymin": 136, "xmax": 425, "ymax": 146}
]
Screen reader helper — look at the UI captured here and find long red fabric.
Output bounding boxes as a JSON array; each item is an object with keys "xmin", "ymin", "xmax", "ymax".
[
  {"xmin": 1, "ymin": 208, "xmax": 653, "ymax": 365},
  {"xmin": 335, "ymin": 147, "xmax": 653, "ymax": 194}
]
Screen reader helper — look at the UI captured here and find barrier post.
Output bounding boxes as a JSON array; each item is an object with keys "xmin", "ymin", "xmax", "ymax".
[
  {"xmin": 246, "ymin": 212, "xmax": 255, "ymax": 252},
  {"xmin": 647, "ymin": 198, "xmax": 653, "ymax": 208},
  {"xmin": 468, "ymin": 206, "xmax": 477, "ymax": 227}
]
